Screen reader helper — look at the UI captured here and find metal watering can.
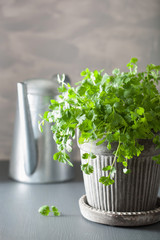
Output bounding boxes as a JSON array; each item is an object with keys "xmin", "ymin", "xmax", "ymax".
[{"xmin": 9, "ymin": 76, "xmax": 74, "ymax": 183}]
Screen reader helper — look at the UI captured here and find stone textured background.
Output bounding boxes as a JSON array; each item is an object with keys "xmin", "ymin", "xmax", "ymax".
[{"xmin": 0, "ymin": 0, "xmax": 160, "ymax": 160}]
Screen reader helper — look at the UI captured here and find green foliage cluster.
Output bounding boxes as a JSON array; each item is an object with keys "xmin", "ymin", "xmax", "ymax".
[{"xmin": 39, "ymin": 58, "xmax": 160, "ymax": 186}]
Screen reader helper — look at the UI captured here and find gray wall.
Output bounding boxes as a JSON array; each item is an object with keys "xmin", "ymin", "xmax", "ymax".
[{"xmin": 0, "ymin": 0, "xmax": 160, "ymax": 160}]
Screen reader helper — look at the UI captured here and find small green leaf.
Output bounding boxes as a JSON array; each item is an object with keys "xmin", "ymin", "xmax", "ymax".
[
  {"xmin": 51, "ymin": 206, "xmax": 60, "ymax": 216},
  {"xmin": 102, "ymin": 165, "xmax": 112, "ymax": 171},
  {"xmin": 64, "ymin": 152, "xmax": 73, "ymax": 166},
  {"xmin": 81, "ymin": 70, "xmax": 86, "ymax": 76},
  {"xmin": 117, "ymin": 154, "xmax": 125, "ymax": 162},
  {"xmin": 81, "ymin": 163, "xmax": 94, "ymax": 175},
  {"xmin": 53, "ymin": 152, "xmax": 61, "ymax": 160},
  {"xmin": 130, "ymin": 58, "xmax": 138, "ymax": 64},
  {"xmin": 122, "ymin": 161, "xmax": 128, "ymax": 167},
  {"xmin": 99, "ymin": 176, "xmax": 115, "ymax": 186},
  {"xmin": 53, "ymin": 151, "xmax": 73, "ymax": 167},
  {"xmin": 152, "ymin": 154, "xmax": 160, "ymax": 164},
  {"xmin": 101, "ymin": 73, "xmax": 110, "ymax": 85},
  {"xmin": 90, "ymin": 153, "xmax": 96, "ymax": 159},
  {"xmin": 107, "ymin": 142, "xmax": 111, "ymax": 150},
  {"xmin": 126, "ymin": 63, "xmax": 134, "ymax": 69},
  {"xmin": 77, "ymin": 115, "xmax": 86, "ymax": 125},
  {"xmin": 82, "ymin": 152, "xmax": 96, "ymax": 160},
  {"xmin": 96, "ymin": 138, "xmax": 106, "ymax": 146},
  {"xmin": 112, "ymin": 68, "xmax": 120, "ymax": 76},
  {"xmin": 136, "ymin": 107, "xmax": 144, "ymax": 115},
  {"xmin": 77, "ymin": 86, "xmax": 86, "ymax": 96},
  {"xmin": 65, "ymin": 158, "xmax": 73, "ymax": 167},
  {"xmin": 102, "ymin": 166, "xmax": 116, "ymax": 178},
  {"xmin": 82, "ymin": 153, "xmax": 90, "ymax": 159},
  {"xmin": 58, "ymin": 86, "xmax": 67, "ymax": 93},
  {"xmin": 38, "ymin": 205, "xmax": 50, "ymax": 216},
  {"xmin": 105, "ymin": 104, "xmax": 112, "ymax": 114},
  {"xmin": 43, "ymin": 111, "xmax": 49, "ymax": 120},
  {"xmin": 53, "ymin": 211, "xmax": 60, "ymax": 216}
]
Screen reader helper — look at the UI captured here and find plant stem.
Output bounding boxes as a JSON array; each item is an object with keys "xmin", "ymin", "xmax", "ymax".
[{"xmin": 109, "ymin": 138, "xmax": 121, "ymax": 178}]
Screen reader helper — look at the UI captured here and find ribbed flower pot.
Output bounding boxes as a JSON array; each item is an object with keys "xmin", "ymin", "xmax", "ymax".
[{"xmin": 78, "ymin": 139, "xmax": 160, "ymax": 226}]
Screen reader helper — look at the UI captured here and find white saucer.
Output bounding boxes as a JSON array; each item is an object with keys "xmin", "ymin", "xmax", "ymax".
[{"xmin": 79, "ymin": 195, "xmax": 160, "ymax": 227}]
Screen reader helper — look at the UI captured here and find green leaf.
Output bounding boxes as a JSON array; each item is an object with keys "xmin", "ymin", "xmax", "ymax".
[
  {"xmin": 38, "ymin": 205, "xmax": 50, "ymax": 216},
  {"xmin": 43, "ymin": 111, "xmax": 49, "ymax": 120},
  {"xmin": 51, "ymin": 124, "xmax": 57, "ymax": 132},
  {"xmin": 124, "ymin": 88, "xmax": 133, "ymax": 98},
  {"xmin": 152, "ymin": 154, "xmax": 160, "ymax": 164},
  {"xmin": 130, "ymin": 58, "xmax": 138, "ymax": 64},
  {"xmin": 68, "ymin": 88, "xmax": 76, "ymax": 98},
  {"xmin": 82, "ymin": 152, "xmax": 96, "ymax": 159},
  {"xmin": 90, "ymin": 153, "xmax": 96, "ymax": 159},
  {"xmin": 107, "ymin": 142, "xmax": 111, "ymax": 150},
  {"xmin": 51, "ymin": 206, "xmax": 60, "ymax": 216},
  {"xmin": 136, "ymin": 107, "xmax": 144, "ymax": 115},
  {"xmin": 78, "ymin": 131, "xmax": 92, "ymax": 143},
  {"xmin": 58, "ymin": 85, "xmax": 67, "ymax": 93},
  {"xmin": 102, "ymin": 165, "xmax": 112, "ymax": 171},
  {"xmin": 82, "ymin": 153, "xmax": 90, "ymax": 159},
  {"xmin": 109, "ymin": 111, "xmax": 127, "ymax": 127},
  {"xmin": 122, "ymin": 161, "xmax": 128, "ymax": 167},
  {"xmin": 81, "ymin": 70, "xmax": 87, "ymax": 76},
  {"xmin": 49, "ymin": 100, "xmax": 59, "ymax": 110},
  {"xmin": 99, "ymin": 176, "xmax": 115, "ymax": 186},
  {"xmin": 53, "ymin": 151, "xmax": 73, "ymax": 167},
  {"xmin": 76, "ymin": 86, "xmax": 86, "ymax": 95},
  {"xmin": 117, "ymin": 154, "xmax": 125, "ymax": 162},
  {"xmin": 153, "ymin": 135, "xmax": 160, "ymax": 149},
  {"xmin": 113, "ymin": 102, "xmax": 124, "ymax": 112},
  {"xmin": 96, "ymin": 138, "xmax": 106, "ymax": 146},
  {"xmin": 53, "ymin": 152, "xmax": 61, "ymax": 160},
  {"xmin": 81, "ymin": 163, "xmax": 94, "ymax": 175},
  {"xmin": 146, "ymin": 64, "xmax": 156, "ymax": 72},
  {"xmin": 126, "ymin": 63, "xmax": 134, "ymax": 69},
  {"xmin": 64, "ymin": 152, "xmax": 73, "ymax": 167},
  {"xmin": 101, "ymin": 73, "xmax": 110, "ymax": 85},
  {"xmin": 102, "ymin": 166, "xmax": 116, "ymax": 178},
  {"xmin": 77, "ymin": 115, "xmax": 86, "ymax": 125},
  {"xmin": 105, "ymin": 104, "xmax": 112, "ymax": 114},
  {"xmin": 112, "ymin": 68, "xmax": 120, "ymax": 76},
  {"xmin": 53, "ymin": 211, "xmax": 60, "ymax": 216}
]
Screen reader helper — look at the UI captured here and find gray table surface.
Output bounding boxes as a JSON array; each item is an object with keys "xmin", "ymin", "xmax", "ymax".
[{"xmin": 0, "ymin": 161, "xmax": 160, "ymax": 240}]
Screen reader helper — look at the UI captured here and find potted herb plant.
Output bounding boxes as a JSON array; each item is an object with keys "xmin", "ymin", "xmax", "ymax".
[{"xmin": 39, "ymin": 58, "xmax": 160, "ymax": 226}]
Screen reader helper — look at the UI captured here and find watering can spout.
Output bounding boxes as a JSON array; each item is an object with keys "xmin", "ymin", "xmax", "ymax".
[{"xmin": 17, "ymin": 82, "xmax": 37, "ymax": 175}]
